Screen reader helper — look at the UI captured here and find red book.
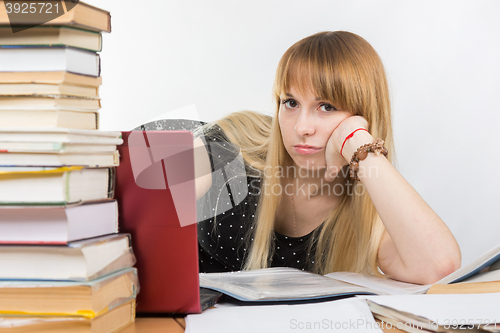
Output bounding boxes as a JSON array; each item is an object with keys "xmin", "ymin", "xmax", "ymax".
[{"xmin": 115, "ymin": 131, "xmax": 200, "ymax": 314}]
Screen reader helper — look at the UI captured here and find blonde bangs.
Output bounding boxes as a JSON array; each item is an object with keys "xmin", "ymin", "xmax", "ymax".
[{"xmin": 274, "ymin": 37, "xmax": 340, "ymax": 108}]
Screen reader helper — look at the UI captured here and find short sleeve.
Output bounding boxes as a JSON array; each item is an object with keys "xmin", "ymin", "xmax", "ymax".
[
  {"xmin": 196, "ymin": 124, "xmax": 262, "ymax": 272},
  {"xmin": 195, "ymin": 124, "xmax": 252, "ymax": 223}
]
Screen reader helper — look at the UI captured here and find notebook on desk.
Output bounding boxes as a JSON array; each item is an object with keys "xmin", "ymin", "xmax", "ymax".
[{"xmin": 115, "ymin": 130, "xmax": 221, "ymax": 314}]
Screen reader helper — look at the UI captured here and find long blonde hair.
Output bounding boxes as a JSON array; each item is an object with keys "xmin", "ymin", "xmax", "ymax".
[{"xmin": 212, "ymin": 31, "xmax": 394, "ymax": 276}]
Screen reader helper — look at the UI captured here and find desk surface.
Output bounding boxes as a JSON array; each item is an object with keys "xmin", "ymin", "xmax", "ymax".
[
  {"xmin": 123, "ymin": 318, "xmax": 403, "ymax": 332},
  {"xmin": 122, "ymin": 318, "xmax": 185, "ymax": 333}
]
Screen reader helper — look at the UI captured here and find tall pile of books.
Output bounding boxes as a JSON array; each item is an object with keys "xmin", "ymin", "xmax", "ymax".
[{"xmin": 0, "ymin": 2, "xmax": 137, "ymax": 332}]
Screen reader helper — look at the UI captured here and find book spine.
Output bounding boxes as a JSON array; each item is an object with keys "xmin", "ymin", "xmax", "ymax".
[
  {"xmin": 98, "ymin": 33, "xmax": 103, "ymax": 52},
  {"xmin": 108, "ymin": 167, "xmax": 116, "ymax": 199},
  {"xmin": 96, "ymin": 52, "xmax": 101, "ymax": 76}
]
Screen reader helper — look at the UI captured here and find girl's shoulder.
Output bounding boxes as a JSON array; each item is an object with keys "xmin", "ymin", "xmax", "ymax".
[{"xmin": 195, "ymin": 123, "xmax": 243, "ymax": 173}]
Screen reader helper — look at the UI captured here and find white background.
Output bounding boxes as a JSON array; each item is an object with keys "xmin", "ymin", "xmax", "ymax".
[{"xmin": 85, "ymin": 0, "xmax": 500, "ymax": 267}]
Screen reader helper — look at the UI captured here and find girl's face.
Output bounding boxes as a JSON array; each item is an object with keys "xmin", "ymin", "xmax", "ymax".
[{"xmin": 278, "ymin": 87, "xmax": 351, "ymax": 173}]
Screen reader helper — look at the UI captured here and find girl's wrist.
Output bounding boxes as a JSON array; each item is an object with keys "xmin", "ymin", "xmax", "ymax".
[{"xmin": 341, "ymin": 131, "xmax": 374, "ymax": 161}]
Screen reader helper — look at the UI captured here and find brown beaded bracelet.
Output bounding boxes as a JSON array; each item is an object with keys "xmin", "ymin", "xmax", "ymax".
[{"xmin": 349, "ymin": 138, "xmax": 388, "ymax": 180}]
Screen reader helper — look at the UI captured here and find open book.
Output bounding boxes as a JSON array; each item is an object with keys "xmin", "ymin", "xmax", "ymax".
[
  {"xmin": 364, "ymin": 294, "xmax": 500, "ymax": 333},
  {"xmin": 199, "ymin": 242, "xmax": 500, "ymax": 301},
  {"xmin": 200, "ymin": 267, "xmax": 382, "ymax": 302}
]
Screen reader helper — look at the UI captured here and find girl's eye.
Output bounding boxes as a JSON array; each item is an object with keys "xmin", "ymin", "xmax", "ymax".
[
  {"xmin": 282, "ymin": 99, "xmax": 298, "ymax": 108},
  {"xmin": 319, "ymin": 103, "xmax": 337, "ymax": 112}
]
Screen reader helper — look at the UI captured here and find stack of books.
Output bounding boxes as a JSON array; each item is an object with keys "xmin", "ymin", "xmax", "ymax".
[{"xmin": 0, "ymin": 3, "xmax": 137, "ymax": 332}]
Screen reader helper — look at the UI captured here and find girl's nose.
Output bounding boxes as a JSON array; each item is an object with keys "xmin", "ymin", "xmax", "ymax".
[{"xmin": 294, "ymin": 110, "xmax": 315, "ymax": 137}]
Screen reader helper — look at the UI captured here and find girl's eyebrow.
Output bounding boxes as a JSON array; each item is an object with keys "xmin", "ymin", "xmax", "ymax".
[{"xmin": 284, "ymin": 93, "xmax": 322, "ymax": 101}]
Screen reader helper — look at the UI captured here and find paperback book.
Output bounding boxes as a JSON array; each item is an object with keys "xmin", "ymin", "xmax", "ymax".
[
  {"xmin": 0, "ymin": 267, "xmax": 138, "ymax": 317},
  {"xmin": 0, "ymin": 299, "xmax": 135, "ymax": 333}
]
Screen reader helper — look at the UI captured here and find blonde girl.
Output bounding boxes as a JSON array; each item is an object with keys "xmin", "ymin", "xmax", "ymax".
[{"xmin": 195, "ymin": 31, "xmax": 460, "ymax": 284}]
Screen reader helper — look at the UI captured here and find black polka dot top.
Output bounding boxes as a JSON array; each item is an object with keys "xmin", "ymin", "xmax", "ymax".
[
  {"xmin": 135, "ymin": 119, "xmax": 320, "ymax": 273},
  {"xmin": 196, "ymin": 124, "xmax": 318, "ymax": 273}
]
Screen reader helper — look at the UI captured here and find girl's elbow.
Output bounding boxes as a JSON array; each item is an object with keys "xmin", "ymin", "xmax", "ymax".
[{"xmin": 425, "ymin": 253, "xmax": 462, "ymax": 284}]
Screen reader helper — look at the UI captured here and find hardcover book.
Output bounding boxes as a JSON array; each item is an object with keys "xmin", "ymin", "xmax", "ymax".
[
  {"xmin": 0, "ymin": 46, "xmax": 101, "ymax": 77},
  {"xmin": 0, "ymin": 200, "xmax": 119, "ymax": 244},
  {"xmin": 0, "ymin": 233, "xmax": 135, "ymax": 280},
  {"xmin": 0, "ymin": 1, "xmax": 112, "ymax": 33},
  {"xmin": 0, "ymin": 26, "xmax": 102, "ymax": 52}
]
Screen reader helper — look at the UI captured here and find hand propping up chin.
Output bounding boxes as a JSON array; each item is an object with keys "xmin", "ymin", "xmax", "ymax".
[{"xmin": 324, "ymin": 116, "xmax": 373, "ymax": 182}]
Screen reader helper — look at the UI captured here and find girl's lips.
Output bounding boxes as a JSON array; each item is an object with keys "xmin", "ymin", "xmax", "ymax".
[{"xmin": 293, "ymin": 145, "xmax": 322, "ymax": 155}]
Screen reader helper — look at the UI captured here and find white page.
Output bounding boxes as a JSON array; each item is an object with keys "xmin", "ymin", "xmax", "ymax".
[
  {"xmin": 186, "ymin": 298, "xmax": 382, "ymax": 333},
  {"xmin": 326, "ymin": 272, "xmax": 430, "ymax": 295},
  {"xmin": 362, "ymin": 293, "xmax": 500, "ymax": 327}
]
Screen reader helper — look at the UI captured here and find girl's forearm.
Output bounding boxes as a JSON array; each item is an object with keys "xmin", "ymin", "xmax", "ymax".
[{"xmin": 343, "ymin": 132, "xmax": 461, "ymax": 284}]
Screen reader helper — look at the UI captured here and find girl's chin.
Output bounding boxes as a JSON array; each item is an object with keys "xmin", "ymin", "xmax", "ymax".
[{"xmin": 291, "ymin": 157, "xmax": 326, "ymax": 171}]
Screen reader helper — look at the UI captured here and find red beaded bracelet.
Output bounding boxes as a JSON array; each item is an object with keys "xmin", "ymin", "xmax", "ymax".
[{"xmin": 340, "ymin": 128, "xmax": 369, "ymax": 158}]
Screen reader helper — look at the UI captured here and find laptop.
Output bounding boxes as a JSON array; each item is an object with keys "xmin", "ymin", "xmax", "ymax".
[{"xmin": 115, "ymin": 130, "xmax": 221, "ymax": 314}]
